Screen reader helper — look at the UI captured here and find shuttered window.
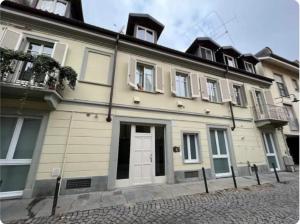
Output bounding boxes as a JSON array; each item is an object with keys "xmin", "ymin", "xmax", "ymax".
[
  {"xmin": 274, "ymin": 74, "xmax": 288, "ymax": 97},
  {"xmin": 207, "ymin": 79, "xmax": 221, "ymax": 103},
  {"xmin": 135, "ymin": 62, "xmax": 155, "ymax": 92}
]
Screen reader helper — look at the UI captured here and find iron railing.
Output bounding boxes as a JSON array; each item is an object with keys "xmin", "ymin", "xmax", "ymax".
[{"xmin": 252, "ymin": 104, "xmax": 288, "ymax": 122}]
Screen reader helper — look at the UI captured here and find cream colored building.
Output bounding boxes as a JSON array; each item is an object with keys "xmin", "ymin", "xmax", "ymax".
[
  {"xmin": 256, "ymin": 47, "xmax": 299, "ymax": 165},
  {"xmin": 0, "ymin": 0, "xmax": 295, "ymax": 199}
]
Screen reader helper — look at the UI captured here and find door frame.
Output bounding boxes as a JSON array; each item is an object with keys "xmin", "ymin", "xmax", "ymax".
[
  {"xmin": 108, "ymin": 116, "xmax": 173, "ymax": 190},
  {"xmin": 0, "ymin": 109, "xmax": 49, "ymax": 199},
  {"xmin": 129, "ymin": 125, "xmax": 155, "ymax": 185},
  {"xmin": 207, "ymin": 124, "xmax": 238, "ymax": 179}
]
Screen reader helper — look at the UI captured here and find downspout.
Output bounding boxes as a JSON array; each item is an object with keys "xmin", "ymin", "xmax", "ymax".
[
  {"xmin": 223, "ymin": 66, "xmax": 236, "ymax": 131},
  {"xmin": 106, "ymin": 33, "xmax": 120, "ymax": 122}
]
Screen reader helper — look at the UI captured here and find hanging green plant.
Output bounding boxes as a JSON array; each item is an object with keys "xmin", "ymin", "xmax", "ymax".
[{"xmin": 0, "ymin": 47, "xmax": 78, "ymax": 91}]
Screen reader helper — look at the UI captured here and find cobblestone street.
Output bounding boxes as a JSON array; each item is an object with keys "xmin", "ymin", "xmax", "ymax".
[{"xmin": 7, "ymin": 173, "xmax": 299, "ymax": 224}]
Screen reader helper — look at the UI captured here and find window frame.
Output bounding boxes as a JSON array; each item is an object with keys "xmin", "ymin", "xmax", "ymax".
[
  {"xmin": 207, "ymin": 78, "xmax": 221, "ymax": 103},
  {"xmin": 223, "ymin": 54, "xmax": 236, "ymax": 68},
  {"xmin": 135, "ymin": 25, "xmax": 155, "ymax": 43},
  {"xmin": 135, "ymin": 61, "xmax": 156, "ymax": 92},
  {"xmin": 274, "ymin": 74, "xmax": 289, "ymax": 97},
  {"xmin": 181, "ymin": 132, "xmax": 201, "ymax": 164},
  {"xmin": 199, "ymin": 46, "xmax": 214, "ymax": 61},
  {"xmin": 284, "ymin": 104, "xmax": 299, "ymax": 131},
  {"xmin": 37, "ymin": 0, "xmax": 69, "ymax": 16},
  {"xmin": 292, "ymin": 79, "xmax": 299, "ymax": 91},
  {"xmin": 232, "ymin": 84, "xmax": 247, "ymax": 107},
  {"xmin": 175, "ymin": 71, "xmax": 191, "ymax": 98},
  {"xmin": 244, "ymin": 61, "xmax": 255, "ymax": 73}
]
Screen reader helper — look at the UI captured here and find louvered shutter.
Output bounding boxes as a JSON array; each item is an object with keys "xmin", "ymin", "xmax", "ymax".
[
  {"xmin": 51, "ymin": 42, "xmax": 68, "ymax": 66},
  {"xmin": 170, "ymin": 68, "xmax": 177, "ymax": 95},
  {"xmin": 155, "ymin": 65, "xmax": 164, "ymax": 93},
  {"xmin": 241, "ymin": 85, "xmax": 248, "ymax": 106},
  {"xmin": 189, "ymin": 73, "xmax": 200, "ymax": 98},
  {"xmin": 127, "ymin": 57, "xmax": 136, "ymax": 89},
  {"xmin": 264, "ymin": 89, "xmax": 275, "ymax": 105},
  {"xmin": 220, "ymin": 79, "xmax": 231, "ymax": 102},
  {"xmin": 228, "ymin": 81, "xmax": 236, "ymax": 105},
  {"xmin": 0, "ymin": 29, "xmax": 23, "ymax": 50},
  {"xmin": 199, "ymin": 76, "xmax": 209, "ymax": 100}
]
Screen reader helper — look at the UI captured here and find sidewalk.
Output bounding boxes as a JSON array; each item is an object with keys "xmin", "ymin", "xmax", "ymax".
[{"xmin": 1, "ymin": 171, "xmax": 298, "ymax": 222}]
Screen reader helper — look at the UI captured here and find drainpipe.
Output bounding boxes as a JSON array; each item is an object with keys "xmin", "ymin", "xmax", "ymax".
[
  {"xmin": 106, "ymin": 33, "xmax": 120, "ymax": 122},
  {"xmin": 224, "ymin": 66, "xmax": 236, "ymax": 131}
]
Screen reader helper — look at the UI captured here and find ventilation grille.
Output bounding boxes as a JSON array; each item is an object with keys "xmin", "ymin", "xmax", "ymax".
[
  {"xmin": 66, "ymin": 178, "xmax": 91, "ymax": 189},
  {"xmin": 184, "ymin": 171, "xmax": 199, "ymax": 178}
]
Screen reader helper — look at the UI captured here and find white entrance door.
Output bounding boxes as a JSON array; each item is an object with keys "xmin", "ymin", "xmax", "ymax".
[
  {"xmin": 130, "ymin": 125, "xmax": 155, "ymax": 185},
  {"xmin": 262, "ymin": 132, "xmax": 280, "ymax": 171},
  {"xmin": 210, "ymin": 129, "xmax": 232, "ymax": 177}
]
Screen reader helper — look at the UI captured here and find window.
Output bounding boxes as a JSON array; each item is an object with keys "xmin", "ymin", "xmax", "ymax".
[
  {"xmin": 233, "ymin": 85, "xmax": 244, "ymax": 106},
  {"xmin": 244, "ymin": 61, "xmax": 255, "ymax": 73},
  {"xmin": 274, "ymin": 74, "xmax": 288, "ymax": 97},
  {"xmin": 224, "ymin": 55, "xmax": 236, "ymax": 68},
  {"xmin": 175, "ymin": 72, "xmax": 190, "ymax": 97},
  {"xmin": 284, "ymin": 105, "xmax": 299, "ymax": 131},
  {"xmin": 19, "ymin": 40, "xmax": 54, "ymax": 82},
  {"xmin": 183, "ymin": 133, "xmax": 199, "ymax": 163},
  {"xmin": 38, "ymin": 0, "xmax": 68, "ymax": 16},
  {"xmin": 199, "ymin": 47, "xmax": 214, "ymax": 61},
  {"xmin": 136, "ymin": 26, "xmax": 155, "ymax": 43},
  {"xmin": 135, "ymin": 62, "xmax": 155, "ymax": 92},
  {"xmin": 292, "ymin": 79, "xmax": 299, "ymax": 91},
  {"xmin": 207, "ymin": 79, "xmax": 221, "ymax": 102}
]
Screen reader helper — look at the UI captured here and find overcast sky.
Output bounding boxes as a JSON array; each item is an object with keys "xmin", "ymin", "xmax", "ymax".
[{"xmin": 82, "ymin": 0, "xmax": 299, "ymax": 61}]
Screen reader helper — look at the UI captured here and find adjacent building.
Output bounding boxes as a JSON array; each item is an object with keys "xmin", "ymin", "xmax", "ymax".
[{"xmin": 0, "ymin": 0, "xmax": 298, "ymax": 199}]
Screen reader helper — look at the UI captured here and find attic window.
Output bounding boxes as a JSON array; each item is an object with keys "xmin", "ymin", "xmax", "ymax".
[
  {"xmin": 244, "ymin": 61, "xmax": 255, "ymax": 73},
  {"xmin": 136, "ymin": 25, "xmax": 155, "ymax": 43},
  {"xmin": 37, "ymin": 0, "xmax": 68, "ymax": 16},
  {"xmin": 224, "ymin": 54, "xmax": 236, "ymax": 68},
  {"xmin": 199, "ymin": 47, "xmax": 214, "ymax": 61}
]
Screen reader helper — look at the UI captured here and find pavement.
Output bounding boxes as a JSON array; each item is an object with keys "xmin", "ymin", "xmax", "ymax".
[{"xmin": 1, "ymin": 171, "xmax": 299, "ymax": 224}]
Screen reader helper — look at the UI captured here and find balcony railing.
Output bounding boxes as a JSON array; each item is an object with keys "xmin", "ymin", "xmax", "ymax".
[{"xmin": 252, "ymin": 104, "xmax": 288, "ymax": 122}]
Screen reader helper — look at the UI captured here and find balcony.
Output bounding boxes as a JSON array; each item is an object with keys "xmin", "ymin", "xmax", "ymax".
[
  {"xmin": 252, "ymin": 104, "xmax": 288, "ymax": 128},
  {"xmin": 1, "ymin": 73, "xmax": 63, "ymax": 110}
]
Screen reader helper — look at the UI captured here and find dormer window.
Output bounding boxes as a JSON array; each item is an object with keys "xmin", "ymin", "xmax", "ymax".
[
  {"xmin": 224, "ymin": 54, "xmax": 236, "ymax": 68},
  {"xmin": 244, "ymin": 61, "xmax": 255, "ymax": 73},
  {"xmin": 199, "ymin": 47, "xmax": 214, "ymax": 61},
  {"xmin": 37, "ymin": 0, "xmax": 68, "ymax": 16},
  {"xmin": 136, "ymin": 25, "xmax": 155, "ymax": 43}
]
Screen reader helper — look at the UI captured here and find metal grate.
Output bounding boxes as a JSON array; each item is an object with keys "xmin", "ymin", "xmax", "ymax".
[
  {"xmin": 66, "ymin": 178, "xmax": 91, "ymax": 189},
  {"xmin": 184, "ymin": 171, "xmax": 199, "ymax": 178}
]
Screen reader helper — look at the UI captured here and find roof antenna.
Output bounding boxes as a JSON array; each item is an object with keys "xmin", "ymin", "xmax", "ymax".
[{"xmin": 113, "ymin": 24, "xmax": 125, "ymax": 34}]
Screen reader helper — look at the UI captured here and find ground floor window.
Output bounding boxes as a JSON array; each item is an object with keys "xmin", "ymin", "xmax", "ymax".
[
  {"xmin": 262, "ymin": 132, "xmax": 280, "ymax": 170},
  {"xmin": 0, "ymin": 116, "xmax": 42, "ymax": 197}
]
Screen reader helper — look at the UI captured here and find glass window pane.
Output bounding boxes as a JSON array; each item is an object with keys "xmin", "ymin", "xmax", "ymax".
[
  {"xmin": 189, "ymin": 135, "xmax": 197, "ymax": 160},
  {"xmin": 28, "ymin": 43, "xmax": 41, "ymax": 55},
  {"xmin": 213, "ymin": 158, "xmax": 229, "ymax": 174},
  {"xmin": 135, "ymin": 126, "xmax": 151, "ymax": 133},
  {"xmin": 145, "ymin": 30, "xmax": 154, "ymax": 42},
  {"xmin": 183, "ymin": 134, "xmax": 188, "ymax": 160},
  {"xmin": 54, "ymin": 1, "xmax": 67, "ymax": 16},
  {"xmin": 136, "ymin": 27, "xmax": 145, "ymax": 40},
  {"xmin": 0, "ymin": 165, "xmax": 30, "ymax": 192},
  {"xmin": 267, "ymin": 156, "xmax": 278, "ymax": 169},
  {"xmin": 144, "ymin": 67, "xmax": 154, "ymax": 92},
  {"xmin": 155, "ymin": 126, "xmax": 165, "ymax": 176},
  {"xmin": 13, "ymin": 119, "xmax": 41, "ymax": 159},
  {"xmin": 0, "ymin": 117, "xmax": 17, "ymax": 159},
  {"xmin": 40, "ymin": 0, "xmax": 53, "ymax": 12},
  {"xmin": 42, "ymin": 45, "xmax": 53, "ymax": 56},
  {"xmin": 265, "ymin": 134, "xmax": 274, "ymax": 153},
  {"xmin": 117, "ymin": 124, "xmax": 131, "ymax": 179},
  {"xmin": 210, "ymin": 130, "xmax": 218, "ymax": 155},
  {"xmin": 217, "ymin": 130, "xmax": 227, "ymax": 155},
  {"xmin": 136, "ymin": 64, "xmax": 143, "ymax": 90}
]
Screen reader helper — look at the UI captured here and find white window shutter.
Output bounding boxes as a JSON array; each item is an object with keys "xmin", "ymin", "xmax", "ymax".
[
  {"xmin": 189, "ymin": 73, "xmax": 200, "ymax": 98},
  {"xmin": 51, "ymin": 42, "xmax": 68, "ymax": 66},
  {"xmin": 220, "ymin": 78, "xmax": 231, "ymax": 102},
  {"xmin": 228, "ymin": 81, "xmax": 236, "ymax": 105},
  {"xmin": 241, "ymin": 85, "xmax": 248, "ymax": 106},
  {"xmin": 264, "ymin": 89, "xmax": 274, "ymax": 105},
  {"xmin": 0, "ymin": 29, "xmax": 23, "ymax": 50},
  {"xmin": 170, "ymin": 68, "xmax": 177, "ymax": 95},
  {"xmin": 155, "ymin": 65, "xmax": 164, "ymax": 93},
  {"xmin": 127, "ymin": 57, "xmax": 136, "ymax": 89},
  {"xmin": 199, "ymin": 76, "xmax": 209, "ymax": 100}
]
